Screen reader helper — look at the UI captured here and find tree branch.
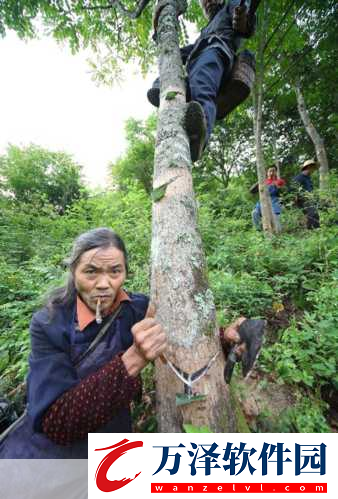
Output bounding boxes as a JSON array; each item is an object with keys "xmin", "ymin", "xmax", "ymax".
[{"xmin": 81, "ymin": 0, "xmax": 151, "ymax": 18}]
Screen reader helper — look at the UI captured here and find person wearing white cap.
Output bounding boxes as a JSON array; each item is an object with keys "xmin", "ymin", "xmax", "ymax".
[{"xmin": 292, "ymin": 159, "xmax": 320, "ymax": 229}]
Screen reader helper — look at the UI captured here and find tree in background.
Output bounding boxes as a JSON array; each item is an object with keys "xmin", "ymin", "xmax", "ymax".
[
  {"xmin": 262, "ymin": 0, "xmax": 336, "ymax": 188},
  {"xmin": 252, "ymin": 0, "xmax": 279, "ymax": 234},
  {"xmin": 0, "ymin": 144, "xmax": 86, "ymax": 214},
  {"xmin": 294, "ymin": 82, "xmax": 329, "ymax": 192},
  {"xmin": 111, "ymin": 115, "xmax": 156, "ymax": 194},
  {"xmin": 1, "ymin": 0, "xmax": 336, "ymax": 191}
]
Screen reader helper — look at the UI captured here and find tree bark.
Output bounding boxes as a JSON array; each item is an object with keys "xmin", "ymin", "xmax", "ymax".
[
  {"xmin": 295, "ymin": 82, "xmax": 329, "ymax": 191},
  {"xmin": 272, "ymin": 125, "xmax": 281, "ymax": 177},
  {"xmin": 150, "ymin": 0, "xmax": 238, "ymax": 432},
  {"xmin": 253, "ymin": 0, "xmax": 278, "ymax": 234}
]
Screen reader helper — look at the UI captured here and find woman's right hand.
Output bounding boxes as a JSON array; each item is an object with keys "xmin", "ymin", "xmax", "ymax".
[{"xmin": 122, "ymin": 303, "xmax": 167, "ymax": 376}]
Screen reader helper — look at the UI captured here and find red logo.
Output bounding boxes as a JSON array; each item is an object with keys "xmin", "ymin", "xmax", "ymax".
[{"xmin": 95, "ymin": 438, "xmax": 143, "ymax": 492}]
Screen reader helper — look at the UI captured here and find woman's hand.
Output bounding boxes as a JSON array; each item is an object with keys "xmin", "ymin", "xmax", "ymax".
[{"xmin": 122, "ymin": 303, "xmax": 167, "ymax": 377}]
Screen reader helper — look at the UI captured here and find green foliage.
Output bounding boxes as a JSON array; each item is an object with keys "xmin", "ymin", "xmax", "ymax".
[
  {"xmin": 183, "ymin": 424, "xmax": 211, "ymax": 433},
  {"xmin": 210, "ymin": 269, "xmax": 274, "ymax": 320},
  {"xmin": 165, "ymin": 91, "xmax": 178, "ymax": 101},
  {"xmin": 0, "ymin": 0, "xmax": 157, "ymax": 72},
  {"xmin": 0, "ymin": 0, "xmax": 337, "ymax": 435},
  {"xmin": 0, "ymin": 256, "xmax": 63, "ymax": 390},
  {"xmin": 111, "ymin": 116, "xmax": 156, "ymax": 194},
  {"xmin": 195, "ymin": 181, "xmax": 337, "ymax": 431},
  {"xmin": 0, "ymin": 175, "xmax": 151, "ymax": 397},
  {"xmin": 152, "ymin": 184, "xmax": 167, "ymax": 202},
  {"xmin": 176, "ymin": 394, "xmax": 207, "ymax": 407},
  {"xmin": 285, "ymin": 398, "xmax": 331, "ymax": 433},
  {"xmin": 260, "ymin": 280, "xmax": 338, "ymax": 390},
  {"xmin": 254, "ymin": 397, "xmax": 331, "ymax": 433},
  {"xmin": 1, "ymin": 140, "xmax": 337, "ymax": 435},
  {"xmin": 0, "ymin": 144, "xmax": 86, "ymax": 214}
]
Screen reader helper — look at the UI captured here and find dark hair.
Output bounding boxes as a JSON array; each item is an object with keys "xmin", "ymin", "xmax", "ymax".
[{"xmin": 46, "ymin": 228, "xmax": 128, "ymax": 312}]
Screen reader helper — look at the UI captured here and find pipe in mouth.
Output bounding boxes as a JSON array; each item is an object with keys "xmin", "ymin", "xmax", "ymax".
[{"xmin": 96, "ymin": 297, "xmax": 102, "ymax": 324}]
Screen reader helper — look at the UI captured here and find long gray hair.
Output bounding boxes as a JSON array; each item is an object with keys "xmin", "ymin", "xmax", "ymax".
[{"xmin": 47, "ymin": 228, "xmax": 128, "ymax": 312}]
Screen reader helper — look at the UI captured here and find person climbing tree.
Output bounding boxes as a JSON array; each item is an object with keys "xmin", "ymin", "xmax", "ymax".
[{"xmin": 148, "ymin": 0, "xmax": 257, "ymax": 162}]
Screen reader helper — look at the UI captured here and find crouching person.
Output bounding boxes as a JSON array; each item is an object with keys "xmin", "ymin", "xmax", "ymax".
[{"xmin": 0, "ymin": 228, "xmax": 167, "ymax": 458}]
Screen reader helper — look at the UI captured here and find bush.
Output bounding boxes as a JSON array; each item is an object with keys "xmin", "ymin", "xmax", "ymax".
[{"xmin": 260, "ymin": 280, "xmax": 338, "ymax": 390}]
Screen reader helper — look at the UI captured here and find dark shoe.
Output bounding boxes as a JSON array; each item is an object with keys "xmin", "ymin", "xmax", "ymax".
[
  {"xmin": 238, "ymin": 319, "xmax": 266, "ymax": 378},
  {"xmin": 184, "ymin": 101, "xmax": 207, "ymax": 162},
  {"xmin": 147, "ymin": 78, "xmax": 160, "ymax": 107},
  {"xmin": 147, "ymin": 76, "xmax": 191, "ymax": 108}
]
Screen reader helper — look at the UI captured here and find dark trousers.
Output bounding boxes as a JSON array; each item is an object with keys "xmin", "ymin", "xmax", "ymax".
[
  {"xmin": 188, "ymin": 48, "xmax": 231, "ymax": 141},
  {"xmin": 304, "ymin": 201, "xmax": 320, "ymax": 229}
]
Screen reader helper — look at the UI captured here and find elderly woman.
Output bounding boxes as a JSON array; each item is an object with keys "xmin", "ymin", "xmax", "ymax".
[
  {"xmin": 0, "ymin": 228, "xmax": 262, "ymax": 459},
  {"xmin": 0, "ymin": 228, "xmax": 167, "ymax": 458}
]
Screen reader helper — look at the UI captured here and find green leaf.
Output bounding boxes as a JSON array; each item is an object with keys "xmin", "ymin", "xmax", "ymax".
[
  {"xmin": 152, "ymin": 184, "xmax": 167, "ymax": 202},
  {"xmin": 183, "ymin": 424, "xmax": 212, "ymax": 433},
  {"xmin": 176, "ymin": 393, "xmax": 206, "ymax": 407}
]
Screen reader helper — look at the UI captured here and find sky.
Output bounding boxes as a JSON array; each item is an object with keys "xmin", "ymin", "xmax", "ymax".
[{"xmin": 0, "ymin": 31, "xmax": 157, "ymax": 188}]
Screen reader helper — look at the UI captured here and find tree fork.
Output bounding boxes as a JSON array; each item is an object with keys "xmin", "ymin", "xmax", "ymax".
[{"xmin": 150, "ymin": 0, "xmax": 238, "ymax": 432}]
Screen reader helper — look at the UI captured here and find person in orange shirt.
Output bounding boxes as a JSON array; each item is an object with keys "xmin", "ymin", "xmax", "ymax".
[{"xmin": 252, "ymin": 166, "xmax": 286, "ymax": 231}]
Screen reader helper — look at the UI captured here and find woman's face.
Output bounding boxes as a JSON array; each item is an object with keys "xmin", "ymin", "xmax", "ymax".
[
  {"xmin": 267, "ymin": 168, "xmax": 277, "ymax": 179},
  {"xmin": 74, "ymin": 246, "xmax": 127, "ymax": 314}
]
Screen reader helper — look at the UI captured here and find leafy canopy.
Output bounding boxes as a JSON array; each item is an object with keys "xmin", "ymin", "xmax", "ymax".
[{"xmin": 0, "ymin": 144, "xmax": 86, "ymax": 213}]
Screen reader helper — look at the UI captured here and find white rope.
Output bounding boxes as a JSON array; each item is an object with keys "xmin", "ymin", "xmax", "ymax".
[{"xmin": 162, "ymin": 350, "xmax": 221, "ymax": 390}]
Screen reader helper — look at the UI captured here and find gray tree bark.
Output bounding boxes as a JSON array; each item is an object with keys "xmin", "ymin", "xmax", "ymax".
[
  {"xmin": 253, "ymin": 0, "xmax": 279, "ymax": 235},
  {"xmin": 272, "ymin": 125, "xmax": 281, "ymax": 178},
  {"xmin": 150, "ymin": 0, "xmax": 239, "ymax": 432},
  {"xmin": 295, "ymin": 82, "xmax": 329, "ymax": 192}
]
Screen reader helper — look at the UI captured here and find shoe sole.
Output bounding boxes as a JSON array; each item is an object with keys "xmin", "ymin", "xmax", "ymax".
[
  {"xmin": 184, "ymin": 102, "xmax": 206, "ymax": 162},
  {"xmin": 147, "ymin": 88, "xmax": 160, "ymax": 108}
]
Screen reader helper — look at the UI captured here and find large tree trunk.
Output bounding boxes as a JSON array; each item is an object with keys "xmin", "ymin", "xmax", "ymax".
[
  {"xmin": 295, "ymin": 82, "xmax": 329, "ymax": 191},
  {"xmin": 150, "ymin": 0, "xmax": 239, "ymax": 433},
  {"xmin": 253, "ymin": 0, "xmax": 279, "ymax": 235}
]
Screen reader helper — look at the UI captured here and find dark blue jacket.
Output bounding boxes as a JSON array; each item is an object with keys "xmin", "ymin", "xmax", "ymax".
[
  {"xmin": 181, "ymin": 0, "xmax": 256, "ymax": 66},
  {"xmin": 292, "ymin": 172, "xmax": 314, "ymax": 193},
  {"xmin": 0, "ymin": 292, "xmax": 148, "ymax": 459}
]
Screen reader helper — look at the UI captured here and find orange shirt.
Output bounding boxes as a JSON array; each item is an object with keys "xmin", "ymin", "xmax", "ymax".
[{"xmin": 76, "ymin": 289, "xmax": 131, "ymax": 331}]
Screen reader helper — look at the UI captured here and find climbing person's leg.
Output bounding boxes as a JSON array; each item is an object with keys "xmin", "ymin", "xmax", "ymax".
[
  {"xmin": 147, "ymin": 77, "xmax": 161, "ymax": 107},
  {"xmin": 185, "ymin": 48, "xmax": 231, "ymax": 162},
  {"xmin": 188, "ymin": 48, "xmax": 225, "ymax": 138}
]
